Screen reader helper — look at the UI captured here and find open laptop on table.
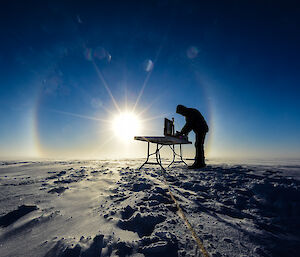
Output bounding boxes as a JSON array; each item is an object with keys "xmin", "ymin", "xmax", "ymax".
[{"xmin": 164, "ymin": 118, "xmax": 188, "ymax": 141}]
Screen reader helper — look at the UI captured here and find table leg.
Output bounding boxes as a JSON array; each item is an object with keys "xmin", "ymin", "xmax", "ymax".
[
  {"xmin": 168, "ymin": 144, "xmax": 188, "ymax": 167},
  {"xmin": 138, "ymin": 142, "xmax": 165, "ymax": 170},
  {"xmin": 179, "ymin": 144, "xmax": 187, "ymax": 165},
  {"xmin": 155, "ymin": 143, "xmax": 165, "ymax": 171},
  {"xmin": 139, "ymin": 142, "xmax": 150, "ymax": 169},
  {"xmin": 168, "ymin": 144, "xmax": 176, "ymax": 167}
]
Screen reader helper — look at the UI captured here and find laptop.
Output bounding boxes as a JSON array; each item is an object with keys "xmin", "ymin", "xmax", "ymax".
[
  {"xmin": 164, "ymin": 117, "xmax": 189, "ymax": 141},
  {"xmin": 164, "ymin": 118, "xmax": 174, "ymax": 136}
]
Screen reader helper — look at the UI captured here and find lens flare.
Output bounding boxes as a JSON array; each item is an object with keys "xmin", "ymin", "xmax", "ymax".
[
  {"xmin": 186, "ymin": 46, "xmax": 199, "ymax": 59},
  {"xmin": 144, "ymin": 59, "xmax": 154, "ymax": 72}
]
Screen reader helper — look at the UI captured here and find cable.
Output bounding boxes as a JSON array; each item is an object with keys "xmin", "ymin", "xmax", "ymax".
[{"xmin": 161, "ymin": 172, "xmax": 210, "ymax": 257}]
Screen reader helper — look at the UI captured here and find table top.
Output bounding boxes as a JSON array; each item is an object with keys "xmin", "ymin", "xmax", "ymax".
[{"xmin": 134, "ymin": 136, "xmax": 192, "ymax": 145}]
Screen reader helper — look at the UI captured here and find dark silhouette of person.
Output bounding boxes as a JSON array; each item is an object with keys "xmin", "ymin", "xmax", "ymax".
[{"xmin": 176, "ymin": 105, "xmax": 209, "ymax": 168}]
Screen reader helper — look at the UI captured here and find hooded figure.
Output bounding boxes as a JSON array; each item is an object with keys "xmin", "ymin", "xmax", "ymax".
[{"xmin": 176, "ymin": 105, "xmax": 208, "ymax": 168}]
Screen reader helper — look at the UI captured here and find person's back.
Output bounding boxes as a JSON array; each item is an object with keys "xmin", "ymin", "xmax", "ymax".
[{"xmin": 183, "ymin": 107, "xmax": 208, "ymax": 134}]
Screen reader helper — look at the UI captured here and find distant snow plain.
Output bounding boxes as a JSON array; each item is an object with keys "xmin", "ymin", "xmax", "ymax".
[{"xmin": 0, "ymin": 159, "xmax": 299, "ymax": 257}]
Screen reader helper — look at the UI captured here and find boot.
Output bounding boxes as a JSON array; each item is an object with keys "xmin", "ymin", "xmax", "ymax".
[{"xmin": 188, "ymin": 160, "xmax": 206, "ymax": 169}]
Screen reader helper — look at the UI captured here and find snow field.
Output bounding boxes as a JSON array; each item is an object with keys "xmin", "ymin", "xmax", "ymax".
[{"xmin": 0, "ymin": 160, "xmax": 299, "ymax": 256}]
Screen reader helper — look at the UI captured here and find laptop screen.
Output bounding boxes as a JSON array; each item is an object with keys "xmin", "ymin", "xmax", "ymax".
[{"xmin": 164, "ymin": 118, "xmax": 174, "ymax": 136}]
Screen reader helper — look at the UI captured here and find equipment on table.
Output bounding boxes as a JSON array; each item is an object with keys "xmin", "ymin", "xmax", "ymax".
[{"xmin": 164, "ymin": 118, "xmax": 174, "ymax": 136}]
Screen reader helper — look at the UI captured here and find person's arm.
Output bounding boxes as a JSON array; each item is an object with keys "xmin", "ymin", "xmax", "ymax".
[{"xmin": 181, "ymin": 119, "xmax": 192, "ymax": 135}]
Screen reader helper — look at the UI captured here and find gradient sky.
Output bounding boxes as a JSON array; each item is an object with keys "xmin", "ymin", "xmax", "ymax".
[{"xmin": 1, "ymin": 1, "xmax": 300, "ymax": 160}]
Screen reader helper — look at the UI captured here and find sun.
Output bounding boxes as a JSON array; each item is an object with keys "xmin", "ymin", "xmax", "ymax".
[{"xmin": 112, "ymin": 112, "xmax": 141, "ymax": 141}]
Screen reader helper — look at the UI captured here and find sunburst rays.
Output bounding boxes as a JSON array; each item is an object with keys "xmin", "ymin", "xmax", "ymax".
[
  {"xmin": 39, "ymin": 40, "xmax": 168, "ymax": 158},
  {"xmin": 92, "ymin": 60, "xmax": 122, "ymax": 114}
]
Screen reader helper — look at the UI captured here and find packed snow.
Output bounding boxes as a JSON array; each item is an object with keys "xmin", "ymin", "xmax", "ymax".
[{"xmin": 0, "ymin": 159, "xmax": 299, "ymax": 257}]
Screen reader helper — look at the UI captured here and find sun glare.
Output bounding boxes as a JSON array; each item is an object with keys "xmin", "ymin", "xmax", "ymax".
[{"xmin": 113, "ymin": 112, "xmax": 141, "ymax": 141}]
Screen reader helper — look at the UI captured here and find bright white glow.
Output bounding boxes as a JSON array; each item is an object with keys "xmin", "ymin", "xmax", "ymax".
[{"xmin": 112, "ymin": 112, "xmax": 141, "ymax": 141}]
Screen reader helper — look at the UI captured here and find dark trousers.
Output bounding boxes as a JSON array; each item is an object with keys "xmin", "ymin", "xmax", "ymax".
[{"xmin": 195, "ymin": 132, "xmax": 206, "ymax": 165}]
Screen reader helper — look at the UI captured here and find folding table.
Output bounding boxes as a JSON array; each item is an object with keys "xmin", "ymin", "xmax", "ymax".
[{"xmin": 134, "ymin": 136, "xmax": 192, "ymax": 170}]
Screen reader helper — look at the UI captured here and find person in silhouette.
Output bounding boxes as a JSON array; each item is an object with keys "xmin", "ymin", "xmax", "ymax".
[{"xmin": 176, "ymin": 105, "xmax": 209, "ymax": 168}]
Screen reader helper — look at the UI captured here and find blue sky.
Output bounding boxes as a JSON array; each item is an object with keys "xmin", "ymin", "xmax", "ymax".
[{"xmin": 0, "ymin": 1, "xmax": 300, "ymax": 159}]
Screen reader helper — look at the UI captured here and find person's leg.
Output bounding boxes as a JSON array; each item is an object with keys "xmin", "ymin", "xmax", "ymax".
[{"xmin": 193, "ymin": 132, "xmax": 205, "ymax": 167}]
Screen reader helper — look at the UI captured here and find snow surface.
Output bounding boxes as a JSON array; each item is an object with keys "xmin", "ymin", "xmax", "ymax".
[{"xmin": 0, "ymin": 159, "xmax": 299, "ymax": 257}]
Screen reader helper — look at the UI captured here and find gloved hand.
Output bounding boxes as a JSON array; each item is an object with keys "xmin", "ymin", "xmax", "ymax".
[{"xmin": 175, "ymin": 131, "xmax": 183, "ymax": 137}]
